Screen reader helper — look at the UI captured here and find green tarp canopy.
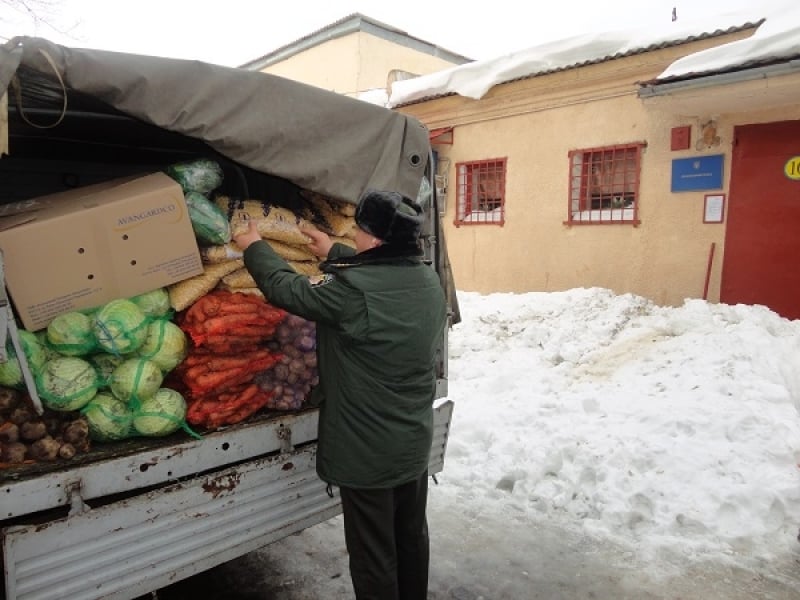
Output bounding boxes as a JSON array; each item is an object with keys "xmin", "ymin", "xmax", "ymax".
[{"xmin": 0, "ymin": 36, "xmax": 431, "ymax": 205}]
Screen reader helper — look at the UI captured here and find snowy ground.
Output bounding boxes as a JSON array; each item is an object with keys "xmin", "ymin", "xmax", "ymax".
[
  {"xmin": 150, "ymin": 288, "xmax": 800, "ymax": 599},
  {"xmin": 151, "ymin": 506, "xmax": 800, "ymax": 599}
]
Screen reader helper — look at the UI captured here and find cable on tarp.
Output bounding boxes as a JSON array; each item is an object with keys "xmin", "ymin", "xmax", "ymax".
[{"xmin": 10, "ymin": 47, "xmax": 67, "ymax": 129}]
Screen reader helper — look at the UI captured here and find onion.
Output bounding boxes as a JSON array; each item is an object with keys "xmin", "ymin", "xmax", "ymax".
[
  {"xmin": 253, "ymin": 312, "xmax": 319, "ymax": 411},
  {"xmin": 297, "ymin": 336, "xmax": 315, "ymax": 352}
]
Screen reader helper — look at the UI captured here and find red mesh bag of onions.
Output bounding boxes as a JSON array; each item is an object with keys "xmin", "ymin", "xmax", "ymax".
[{"xmin": 255, "ymin": 314, "xmax": 318, "ymax": 410}]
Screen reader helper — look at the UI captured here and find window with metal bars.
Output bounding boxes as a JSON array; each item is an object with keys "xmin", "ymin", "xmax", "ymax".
[
  {"xmin": 568, "ymin": 143, "xmax": 645, "ymax": 224},
  {"xmin": 454, "ymin": 158, "xmax": 506, "ymax": 226}
]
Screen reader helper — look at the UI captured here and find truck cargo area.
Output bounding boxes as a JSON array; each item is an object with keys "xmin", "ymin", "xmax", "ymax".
[{"xmin": 1, "ymin": 37, "xmax": 453, "ymax": 600}]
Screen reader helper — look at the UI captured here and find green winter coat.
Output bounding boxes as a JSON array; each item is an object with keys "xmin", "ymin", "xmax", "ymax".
[{"xmin": 243, "ymin": 240, "xmax": 447, "ymax": 489}]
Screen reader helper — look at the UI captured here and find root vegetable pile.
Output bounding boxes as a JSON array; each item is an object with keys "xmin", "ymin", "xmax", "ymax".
[
  {"xmin": 0, "ymin": 387, "xmax": 91, "ymax": 467},
  {"xmin": 256, "ymin": 314, "xmax": 318, "ymax": 410}
]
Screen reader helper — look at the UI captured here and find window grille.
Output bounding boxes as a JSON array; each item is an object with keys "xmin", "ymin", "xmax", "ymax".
[
  {"xmin": 568, "ymin": 143, "xmax": 644, "ymax": 224},
  {"xmin": 455, "ymin": 158, "xmax": 506, "ymax": 226}
]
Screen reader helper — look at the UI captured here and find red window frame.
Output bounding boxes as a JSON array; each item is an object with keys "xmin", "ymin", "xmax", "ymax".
[
  {"xmin": 567, "ymin": 143, "xmax": 645, "ymax": 225},
  {"xmin": 454, "ymin": 158, "xmax": 506, "ymax": 226}
]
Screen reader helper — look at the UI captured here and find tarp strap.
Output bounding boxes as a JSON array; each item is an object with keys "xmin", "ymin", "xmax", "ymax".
[{"xmin": 11, "ymin": 48, "xmax": 67, "ymax": 129}]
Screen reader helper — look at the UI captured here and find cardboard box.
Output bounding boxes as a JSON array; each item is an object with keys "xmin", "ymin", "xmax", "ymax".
[{"xmin": 0, "ymin": 173, "xmax": 204, "ymax": 330}]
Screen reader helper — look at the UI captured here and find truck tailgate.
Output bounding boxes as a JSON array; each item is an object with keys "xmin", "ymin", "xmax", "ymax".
[
  {"xmin": 1, "ymin": 409, "xmax": 321, "ymax": 520},
  {"xmin": 2, "ymin": 400, "xmax": 453, "ymax": 600}
]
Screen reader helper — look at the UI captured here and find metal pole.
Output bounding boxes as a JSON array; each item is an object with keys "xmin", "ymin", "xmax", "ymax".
[{"xmin": 703, "ymin": 242, "xmax": 716, "ymax": 300}]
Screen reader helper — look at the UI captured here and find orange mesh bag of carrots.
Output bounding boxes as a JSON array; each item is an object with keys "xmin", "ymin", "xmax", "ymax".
[
  {"xmin": 175, "ymin": 348, "xmax": 280, "ymax": 397},
  {"xmin": 178, "ymin": 289, "xmax": 286, "ymax": 349},
  {"xmin": 186, "ymin": 383, "xmax": 275, "ymax": 430},
  {"xmin": 171, "ymin": 290, "xmax": 289, "ymax": 430}
]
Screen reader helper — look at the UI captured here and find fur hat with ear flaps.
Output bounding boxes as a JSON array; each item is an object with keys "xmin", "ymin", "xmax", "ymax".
[{"xmin": 355, "ymin": 190, "xmax": 423, "ymax": 244}]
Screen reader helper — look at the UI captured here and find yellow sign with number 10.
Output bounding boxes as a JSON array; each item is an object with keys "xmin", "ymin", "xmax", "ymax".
[{"xmin": 785, "ymin": 156, "xmax": 800, "ymax": 180}]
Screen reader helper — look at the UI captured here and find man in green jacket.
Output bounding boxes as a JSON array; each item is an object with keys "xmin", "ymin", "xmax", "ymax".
[{"xmin": 234, "ymin": 189, "xmax": 447, "ymax": 600}]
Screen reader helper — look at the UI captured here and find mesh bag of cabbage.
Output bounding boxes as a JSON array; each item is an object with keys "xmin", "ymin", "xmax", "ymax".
[
  {"xmin": 46, "ymin": 311, "xmax": 98, "ymax": 357},
  {"xmin": 185, "ymin": 191, "xmax": 231, "ymax": 246},
  {"xmin": 131, "ymin": 387, "xmax": 192, "ymax": 438},
  {"xmin": 37, "ymin": 356, "xmax": 101, "ymax": 412},
  {"xmin": 93, "ymin": 299, "xmax": 151, "ymax": 356},
  {"xmin": 164, "ymin": 158, "xmax": 223, "ymax": 195}
]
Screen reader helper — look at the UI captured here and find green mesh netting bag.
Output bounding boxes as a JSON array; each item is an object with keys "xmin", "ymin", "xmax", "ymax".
[
  {"xmin": 82, "ymin": 392, "xmax": 134, "ymax": 442},
  {"xmin": 109, "ymin": 357, "xmax": 163, "ymax": 404},
  {"xmin": 136, "ymin": 319, "xmax": 188, "ymax": 373},
  {"xmin": 93, "ymin": 299, "xmax": 150, "ymax": 355},
  {"xmin": 130, "ymin": 288, "xmax": 171, "ymax": 318},
  {"xmin": 164, "ymin": 159, "xmax": 223, "ymax": 195},
  {"xmin": 37, "ymin": 356, "xmax": 99, "ymax": 411},
  {"xmin": 185, "ymin": 191, "xmax": 231, "ymax": 246},
  {"xmin": 0, "ymin": 330, "xmax": 48, "ymax": 388},
  {"xmin": 132, "ymin": 387, "xmax": 187, "ymax": 437},
  {"xmin": 46, "ymin": 311, "xmax": 97, "ymax": 356}
]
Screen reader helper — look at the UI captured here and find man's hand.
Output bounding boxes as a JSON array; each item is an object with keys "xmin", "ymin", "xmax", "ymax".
[
  {"xmin": 302, "ymin": 226, "xmax": 333, "ymax": 258},
  {"xmin": 233, "ymin": 220, "xmax": 262, "ymax": 250}
]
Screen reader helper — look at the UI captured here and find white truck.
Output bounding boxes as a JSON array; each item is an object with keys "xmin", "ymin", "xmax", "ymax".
[{"xmin": 0, "ymin": 37, "xmax": 458, "ymax": 600}]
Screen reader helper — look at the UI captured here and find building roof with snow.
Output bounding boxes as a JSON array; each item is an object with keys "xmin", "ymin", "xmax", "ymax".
[{"xmin": 389, "ymin": 4, "xmax": 800, "ymax": 107}]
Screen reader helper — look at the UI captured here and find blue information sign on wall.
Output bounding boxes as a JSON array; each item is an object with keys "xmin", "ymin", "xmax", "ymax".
[{"xmin": 671, "ymin": 154, "xmax": 724, "ymax": 192}]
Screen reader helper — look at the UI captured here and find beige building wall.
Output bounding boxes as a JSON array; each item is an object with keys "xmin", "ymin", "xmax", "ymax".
[
  {"xmin": 397, "ymin": 30, "xmax": 800, "ymax": 308},
  {"xmin": 262, "ymin": 35, "xmax": 361, "ymax": 94},
  {"xmin": 260, "ymin": 32, "xmax": 462, "ymax": 97}
]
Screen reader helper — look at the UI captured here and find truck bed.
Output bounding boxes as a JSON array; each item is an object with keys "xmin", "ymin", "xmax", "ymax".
[
  {"xmin": 0, "ymin": 408, "xmax": 322, "ymax": 520},
  {"xmin": 2, "ymin": 401, "xmax": 453, "ymax": 600}
]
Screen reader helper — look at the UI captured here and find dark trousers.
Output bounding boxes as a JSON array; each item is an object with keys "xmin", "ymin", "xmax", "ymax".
[{"xmin": 339, "ymin": 470, "xmax": 429, "ymax": 600}]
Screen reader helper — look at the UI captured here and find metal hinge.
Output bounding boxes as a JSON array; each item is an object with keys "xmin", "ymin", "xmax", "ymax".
[
  {"xmin": 67, "ymin": 480, "xmax": 89, "ymax": 516},
  {"xmin": 277, "ymin": 424, "xmax": 293, "ymax": 453}
]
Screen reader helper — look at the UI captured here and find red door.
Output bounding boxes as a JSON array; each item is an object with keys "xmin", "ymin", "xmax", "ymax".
[{"xmin": 721, "ymin": 120, "xmax": 800, "ymax": 320}]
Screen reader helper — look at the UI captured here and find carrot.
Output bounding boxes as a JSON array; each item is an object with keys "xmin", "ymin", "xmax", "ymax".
[
  {"xmin": 180, "ymin": 353, "xmax": 219, "ymax": 368},
  {"xmin": 183, "ymin": 363, "xmax": 214, "ymax": 381},
  {"xmin": 201, "ymin": 294, "xmax": 223, "ymax": 318},
  {"xmin": 238, "ymin": 383, "xmax": 260, "ymax": 403},
  {"xmin": 193, "ymin": 367, "xmax": 245, "ymax": 390},
  {"xmin": 187, "ymin": 399, "xmax": 217, "ymax": 425},
  {"xmin": 204, "ymin": 327, "xmax": 278, "ymax": 341},
  {"xmin": 204, "ymin": 354, "xmax": 269, "ymax": 371},
  {"xmin": 229, "ymin": 324, "xmax": 279, "ymax": 335},
  {"xmin": 214, "ymin": 302, "xmax": 260, "ymax": 315},
  {"xmin": 186, "ymin": 381, "xmax": 278, "ymax": 429},
  {"xmin": 202, "ymin": 314, "xmax": 270, "ymax": 334}
]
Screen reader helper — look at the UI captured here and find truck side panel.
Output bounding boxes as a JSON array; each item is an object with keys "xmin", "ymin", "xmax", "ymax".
[
  {"xmin": 4, "ymin": 446, "xmax": 337, "ymax": 600},
  {"xmin": 2, "ymin": 401, "xmax": 453, "ymax": 600},
  {"xmin": 1, "ymin": 411, "xmax": 320, "ymax": 520}
]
